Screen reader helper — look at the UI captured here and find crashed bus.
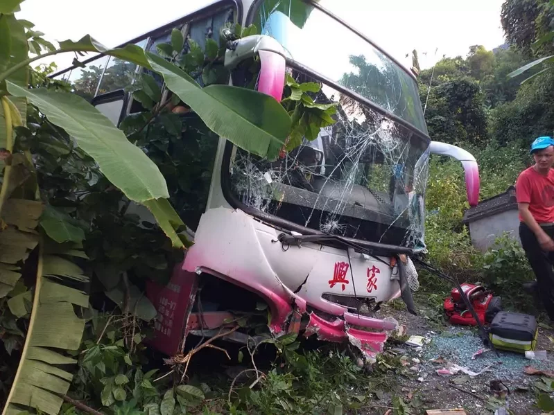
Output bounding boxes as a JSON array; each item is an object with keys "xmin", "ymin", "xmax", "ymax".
[{"xmin": 52, "ymin": 0, "xmax": 480, "ymax": 362}]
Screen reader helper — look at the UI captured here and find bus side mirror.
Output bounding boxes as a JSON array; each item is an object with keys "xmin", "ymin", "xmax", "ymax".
[
  {"xmin": 224, "ymin": 35, "xmax": 286, "ymax": 102},
  {"xmin": 429, "ymin": 141, "xmax": 480, "ymax": 207}
]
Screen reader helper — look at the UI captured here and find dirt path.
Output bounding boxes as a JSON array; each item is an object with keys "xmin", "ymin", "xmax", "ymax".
[{"xmin": 361, "ymin": 300, "xmax": 554, "ymax": 415}]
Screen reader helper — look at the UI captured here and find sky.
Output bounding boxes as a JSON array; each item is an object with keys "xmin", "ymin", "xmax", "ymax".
[{"xmin": 17, "ymin": 0, "xmax": 506, "ymax": 72}]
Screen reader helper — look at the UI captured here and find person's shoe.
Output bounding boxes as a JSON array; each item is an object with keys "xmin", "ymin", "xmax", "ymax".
[{"xmin": 523, "ymin": 281, "xmax": 538, "ymax": 294}]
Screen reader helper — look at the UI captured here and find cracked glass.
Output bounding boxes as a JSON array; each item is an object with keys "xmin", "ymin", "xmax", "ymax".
[
  {"xmin": 230, "ymin": 69, "xmax": 429, "ymax": 248},
  {"xmin": 227, "ymin": 0, "xmax": 430, "ymax": 249},
  {"xmin": 254, "ymin": 0, "xmax": 427, "ymax": 133}
]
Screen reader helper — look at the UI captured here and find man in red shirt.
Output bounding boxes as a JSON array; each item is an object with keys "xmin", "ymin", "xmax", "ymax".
[{"xmin": 517, "ymin": 136, "xmax": 554, "ymax": 320}]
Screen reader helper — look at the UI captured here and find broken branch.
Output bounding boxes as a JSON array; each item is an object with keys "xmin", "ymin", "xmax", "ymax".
[
  {"xmin": 57, "ymin": 393, "xmax": 105, "ymax": 415},
  {"xmin": 448, "ymin": 384, "xmax": 486, "ymax": 402}
]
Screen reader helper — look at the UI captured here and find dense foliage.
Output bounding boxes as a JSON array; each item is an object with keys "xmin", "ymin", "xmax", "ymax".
[
  {"xmin": 418, "ymin": 0, "xmax": 554, "ymax": 308},
  {"xmin": 3, "ymin": 0, "xmax": 554, "ymax": 414}
]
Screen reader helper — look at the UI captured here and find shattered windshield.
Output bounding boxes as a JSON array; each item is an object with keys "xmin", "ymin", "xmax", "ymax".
[
  {"xmin": 254, "ymin": 0, "xmax": 428, "ymax": 134},
  {"xmin": 229, "ymin": 70, "xmax": 430, "ymax": 248}
]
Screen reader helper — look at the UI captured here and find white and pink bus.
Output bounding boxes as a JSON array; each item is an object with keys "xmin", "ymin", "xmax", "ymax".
[{"xmin": 53, "ymin": 0, "xmax": 480, "ymax": 362}]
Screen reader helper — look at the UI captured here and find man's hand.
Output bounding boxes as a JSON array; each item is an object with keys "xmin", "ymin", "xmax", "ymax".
[{"xmin": 538, "ymin": 233, "xmax": 554, "ymax": 251}]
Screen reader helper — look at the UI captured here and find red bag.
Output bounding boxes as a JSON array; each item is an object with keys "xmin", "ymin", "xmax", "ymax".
[{"xmin": 444, "ymin": 283, "xmax": 495, "ymax": 326}]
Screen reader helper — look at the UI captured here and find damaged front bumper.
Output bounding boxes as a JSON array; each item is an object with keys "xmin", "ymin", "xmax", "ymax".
[{"xmin": 147, "ymin": 208, "xmax": 412, "ymax": 362}]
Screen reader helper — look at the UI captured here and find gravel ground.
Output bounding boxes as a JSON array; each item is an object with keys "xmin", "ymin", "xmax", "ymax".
[{"xmin": 363, "ymin": 301, "xmax": 554, "ymax": 415}]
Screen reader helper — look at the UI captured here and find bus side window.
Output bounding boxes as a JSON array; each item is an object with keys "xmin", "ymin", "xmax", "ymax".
[
  {"xmin": 186, "ymin": 8, "xmax": 234, "ymax": 86},
  {"xmin": 67, "ymin": 55, "xmax": 110, "ymax": 101},
  {"xmin": 91, "ymin": 90, "xmax": 126, "ymax": 127},
  {"xmin": 97, "ymin": 39, "xmax": 148, "ymax": 97}
]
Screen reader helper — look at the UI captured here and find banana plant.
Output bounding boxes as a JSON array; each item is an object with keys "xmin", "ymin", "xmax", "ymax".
[{"xmin": 0, "ymin": 2, "xmax": 293, "ymax": 414}]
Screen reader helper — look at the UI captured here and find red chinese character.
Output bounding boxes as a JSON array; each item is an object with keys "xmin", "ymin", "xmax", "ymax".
[
  {"xmin": 367, "ymin": 266, "xmax": 380, "ymax": 293},
  {"xmin": 329, "ymin": 262, "xmax": 350, "ymax": 291}
]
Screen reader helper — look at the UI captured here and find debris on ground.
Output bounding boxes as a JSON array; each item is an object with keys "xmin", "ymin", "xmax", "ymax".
[
  {"xmin": 489, "ymin": 379, "xmax": 510, "ymax": 398},
  {"xmin": 378, "ymin": 301, "xmax": 554, "ymax": 414},
  {"xmin": 435, "ymin": 362, "xmax": 493, "ymax": 377},
  {"xmin": 525, "ymin": 350, "xmax": 547, "ymax": 360},
  {"xmin": 523, "ymin": 366, "xmax": 554, "ymax": 377},
  {"xmin": 471, "ymin": 348, "xmax": 490, "ymax": 359},
  {"xmin": 422, "ymin": 328, "xmax": 554, "ymax": 379},
  {"xmin": 406, "ymin": 335, "xmax": 426, "ymax": 347}
]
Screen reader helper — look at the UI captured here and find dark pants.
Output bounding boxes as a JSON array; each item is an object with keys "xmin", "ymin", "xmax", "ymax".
[{"xmin": 519, "ymin": 222, "xmax": 554, "ymax": 319}]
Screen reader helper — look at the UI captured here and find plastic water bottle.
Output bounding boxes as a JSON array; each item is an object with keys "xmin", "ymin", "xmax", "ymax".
[{"xmin": 525, "ymin": 350, "xmax": 548, "ymax": 360}]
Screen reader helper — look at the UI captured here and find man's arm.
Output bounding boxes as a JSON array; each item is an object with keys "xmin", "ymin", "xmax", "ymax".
[{"xmin": 519, "ymin": 202, "xmax": 554, "ymax": 250}]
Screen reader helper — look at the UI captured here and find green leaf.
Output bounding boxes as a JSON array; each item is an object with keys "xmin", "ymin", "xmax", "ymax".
[
  {"xmin": 299, "ymin": 82, "xmax": 320, "ymax": 93},
  {"xmin": 508, "ymin": 55, "xmax": 554, "ymax": 78},
  {"xmin": 39, "ymin": 205, "xmax": 85, "ymax": 244},
  {"xmin": 171, "ymin": 28, "xmax": 184, "ymax": 53},
  {"xmin": 538, "ymin": 393, "xmax": 554, "ymax": 411},
  {"xmin": 17, "ymin": 19, "xmax": 34, "ymax": 29},
  {"xmin": 4, "ymin": 247, "xmax": 89, "ymax": 415},
  {"xmin": 29, "ymin": 40, "xmax": 40, "ymax": 55},
  {"xmin": 34, "ymin": 37, "xmax": 56, "ymax": 52},
  {"xmin": 276, "ymin": 333, "xmax": 297, "ymax": 347},
  {"xmin": 187, "ymin": 40, "xmax": 204, "ymax": 67},
  {"xmin": 113, "ymin": 387, "xmax": 127, "ymax": 401},
  {"xmin": 520, "ymin": 67, "xmax": 551, "ymax": 84},
  {"xmin": 0, "ymin": 263, "xmax": 21, "ymax": 298},
  {"xmin": 43, "ymin": 255, "xmax": 87, "ymax": 282},
  {"xmin": 160, "ymin": 113, "xmax": 182, "ymax": 137},
  {"xmin": 329, "ymin": 403, "xmax": 343, "ymax": 415},
  {"xmin": 161, "ymin": 389, "xmax": 175, "ymax": 415},
  {"xmin": 101, "ymin": 385, "xmax": 115, "ymax": 407},
  {"xmin": 143, "ymin": 198, "xmax": 189, "ymax": 249},
  {"xmin": 157, "ymin": 43, "xmax": 175, "ymax": 58},
  {"xmin": 7, "ymin": 290, "xmax": 31, "ymax": 318},
  {"xmin": 141, "ymin": 74, "xmax": 162, "ymax": 102},
  {"xmin": 7, "ymin": 82, "xmax": 170, "ymax": 203},
  {"xmin": 201, "ymin": 65, "xmax": 228, "ymax": 86},
  {"xmin": 115, "ymin": 374, "xmax": 129, "ymax": 385},
  {"xmin": 133, "ymin": 90, "xmax": 155, "ymax": 110},
  {"xmin": 0, "ymin": 15, "xmax": 11, "ymax": 61},
  {"xmin": 205, "ymin": 39, "xmax": 219, "ymax": 60},
  {"xmin": 533, "ymin": 32, "xmax": 554, "ymax": 51},
  {"xmin": 242, "ymin": 24, "xmax": 258, "ymax": 37},
  {"xmin": 105, "ymin": 283, "xmax": 157, "ymax": 321},
  {"xmin": 3, "ymin": 199, "xmax": 43, "ymax": 233},
  {"xmin": 58, "ymin": 35, "xmax": 151, "ymax": 69},
  {"xmin": 147, "ymin": 53, "xmax": 290, "ymax": 160},
  {"xmin": 144, "ymin": 403, "xmax": 161, "ymax": 415},
  {"xmin": 0, "ymin": 0, "xmax": 23, "ymax": 14},
  {"xmin": 1, "ymin": 15, "xmax": 27, "ymax": 87},
  {"xmin": 238, "ymin": 350, "xmax": 243, "ymax": 363},
  {"xmin": 288, "ymin": 86, "xmax": 303, "ymax": 101},
  {"xmin": 176, "ymin": 384, "xmax": 205, "ymax": 405}
]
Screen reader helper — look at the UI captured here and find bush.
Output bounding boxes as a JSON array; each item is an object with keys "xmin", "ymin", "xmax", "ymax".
[
  {"xmin": 480, "ymin": 233, "xmax": 537, "ymax": 312},
  {"xmin": 421, "ymin": 143, "xmax": 536, "ymax": 314}
]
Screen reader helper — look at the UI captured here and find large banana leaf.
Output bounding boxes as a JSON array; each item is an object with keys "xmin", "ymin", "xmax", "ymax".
[
  {"xmin": 0, "ymin": 0, "xmax": 24, "ymax": 14},
  {"xmin": 508, "ymin": 55, "xmax": 554, "ymax": 79},
  {"xmin": 0, "ymin": 96, "xmax": 26, "ymax": 149},
  {"xmin": 7, "ymin": 81, "xmax": 170, "ymax": 203},
  {"xmin": 144, "ymin": 198, "xmax": 190, "ymax": 249},
  {"xmin": 58, "ymin": 35, "xmax": 151, "ymax": 69},
  {"xmin": 147, "ymin": 53, "xmax": 291, "ymax": 160},
  {"xmin": 3, "ymin": 245, "xmax": 89, "ymax": 415},
  {"xmin": 0, "ymin": 198, "xmax": 42, "ymax": 298}
]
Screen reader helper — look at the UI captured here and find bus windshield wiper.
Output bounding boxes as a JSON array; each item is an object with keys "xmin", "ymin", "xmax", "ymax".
[{"xmin": 276, "ymin": 232, "xmax": 413, "ymax": 256}]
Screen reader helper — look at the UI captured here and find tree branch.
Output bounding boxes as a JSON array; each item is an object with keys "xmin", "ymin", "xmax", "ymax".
[{"xmin": 56, "ymin": 393, "xmax": 105, "ymax": 415}]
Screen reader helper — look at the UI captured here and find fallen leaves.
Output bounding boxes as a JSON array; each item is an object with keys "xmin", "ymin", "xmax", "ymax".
[{"xmin": 524, "ymin": 366, "xmax": 554, "ymax": 378}]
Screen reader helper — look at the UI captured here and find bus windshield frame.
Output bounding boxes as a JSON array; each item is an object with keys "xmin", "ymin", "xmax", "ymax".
[{"xmin": 248, "ymin": 0, "xmax": 428, "ymax": 137}]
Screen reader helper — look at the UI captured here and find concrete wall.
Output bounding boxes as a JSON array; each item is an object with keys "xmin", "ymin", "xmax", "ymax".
[{"xmin": 468, "ymin": 208, "xmax": 521, "ymax": 252}]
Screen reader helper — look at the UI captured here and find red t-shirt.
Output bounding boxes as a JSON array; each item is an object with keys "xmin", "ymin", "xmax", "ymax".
[{"xmin": 516, "ymin": 166, "xmax": 554, "ymax": 223}]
